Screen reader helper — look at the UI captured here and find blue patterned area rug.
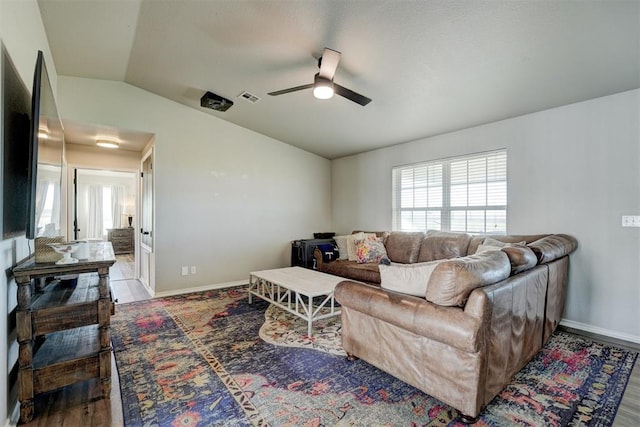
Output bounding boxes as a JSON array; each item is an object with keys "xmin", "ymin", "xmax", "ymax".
[{"xmin": 110, "ymin": 287, "xmax": 637, "ymax": 426}]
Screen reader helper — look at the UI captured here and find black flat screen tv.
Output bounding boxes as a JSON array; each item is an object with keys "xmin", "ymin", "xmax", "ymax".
[
  {"xmin": 25, "ymin": 50, "xmax": 64, "ymax": 240},
  {"xmin": 2, "ymin": 46, "xmax": 31, "ymax": 239}
]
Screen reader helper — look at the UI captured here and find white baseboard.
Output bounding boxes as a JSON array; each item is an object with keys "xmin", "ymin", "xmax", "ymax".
[
  {"xmin": 153, "ymin": 280, "xmax": 248, "ymax": 298},
  {"xmin": 560, "ymin": 319, "xmax": 640, "ymax": 345},
  {"xmin": 140, "ymin": 280, "xmax": 155, "ymax": 298}
]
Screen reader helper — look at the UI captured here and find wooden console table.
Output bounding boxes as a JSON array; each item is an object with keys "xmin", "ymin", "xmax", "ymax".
[{"xmin": 12, "ymin": 242, "xmax": 116, "ymax": 423}]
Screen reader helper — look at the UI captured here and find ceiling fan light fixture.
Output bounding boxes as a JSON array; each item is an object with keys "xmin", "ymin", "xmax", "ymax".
[{"xmin": 313, "ymin": 75, "xmax": 334, "ymax": 99}]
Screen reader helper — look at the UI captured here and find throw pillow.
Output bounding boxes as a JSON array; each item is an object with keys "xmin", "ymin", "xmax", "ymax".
[
  {"xmin": 380, "ymin": 260, "xmax": 443, "ymax": 297},
  {"xmin": 355, "ymin": 235, "xmax": 388, "ymax": 264},
  {"xmin": 333, "ymin": 235, "xmax": 349, "ymax": 260},
  {"xmin": 346, "ymin": 232, "xmax": 365, "ymax": 261},
  {"xmin": 346, "ymin": 232, "xmax": 376, "ymax": 261}
]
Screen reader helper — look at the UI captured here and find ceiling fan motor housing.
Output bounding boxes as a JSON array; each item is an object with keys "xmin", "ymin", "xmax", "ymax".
[{"xmin": 200, "ymin": 91, "xmax": 233, "ymax": 112}]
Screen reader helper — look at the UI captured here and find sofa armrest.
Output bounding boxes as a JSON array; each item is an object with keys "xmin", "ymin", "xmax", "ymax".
[
  {"xmin": 313, "ymin": 247, "xmax": 325, "ymax": 269},
  {"xmin": 335, "ymin": 281, "xmax": 484, "ymax": 353}
]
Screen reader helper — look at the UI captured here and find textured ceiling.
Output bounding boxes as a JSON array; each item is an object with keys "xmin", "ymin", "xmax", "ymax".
[{"xmin": 38, "ymin": 0, "xmax": 640, "ymax": 159}]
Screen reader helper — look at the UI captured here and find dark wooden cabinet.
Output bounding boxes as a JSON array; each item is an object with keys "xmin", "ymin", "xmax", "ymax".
[
  {"xmin": 107, "ymin": 227, "xmax": 134, "ymax": 254},
  {"xmin": 12, "ymin": 242, "xmax": 116, "ymax": 423}
]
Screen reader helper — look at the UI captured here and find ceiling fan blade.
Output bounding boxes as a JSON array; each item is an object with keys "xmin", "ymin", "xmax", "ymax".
[
  {"xmin": 268, "ymin": 83, "xmax": 314, "ymax": 96},
  {"xmin": 334, "ymin": 83, "xmax": 372, "ymax": 106},
  {"xmin": 318, "ymin": 47, "xmax": 341, "ymax": 80}
]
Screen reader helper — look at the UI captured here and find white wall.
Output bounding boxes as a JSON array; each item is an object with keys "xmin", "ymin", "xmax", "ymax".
[
  {"xmin": 57, "ymin": 77, "xmax": 332, "ymax": 294},
  {"xmin": 332, "ymin": 89, "xmax": 640, "ymax": 342},
  {"xmin": 1, "ymin": 1, "xmax": 57, "ymax": 424}
]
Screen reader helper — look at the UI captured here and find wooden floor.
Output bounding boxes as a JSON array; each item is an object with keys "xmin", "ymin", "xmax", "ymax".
[{"xmin": 13, "ymin": 273, "xmax": 639, "ymax": 426}]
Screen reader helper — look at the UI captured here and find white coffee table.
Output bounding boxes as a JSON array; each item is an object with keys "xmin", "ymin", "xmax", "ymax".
[{"xmin": 248, "ymin": 266, "xmax": 343, "ymax": 337}]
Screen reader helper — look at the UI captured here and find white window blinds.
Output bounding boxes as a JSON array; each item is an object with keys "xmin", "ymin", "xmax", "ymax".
[{"xmin": 392, "ymin": 150, "xmax": 507, "ymax": 234}]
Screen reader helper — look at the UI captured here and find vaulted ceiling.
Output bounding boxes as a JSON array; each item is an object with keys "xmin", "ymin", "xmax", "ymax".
[{"xmin": 38, "ymin": 0, "xmax": 640, "ymax": 159}]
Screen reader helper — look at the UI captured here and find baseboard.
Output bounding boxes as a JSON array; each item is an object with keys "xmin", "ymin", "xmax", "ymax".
[
  {"xmin": 153, "ymin": 280, "xmax": 248, "ymax": 298},
  {"xmin": 560, "ymin": 319, "xmax": 640, "ymax": 347},
  {"xmin": 140, "ymin": 280, "xmax": 155, "ymax": 298}
]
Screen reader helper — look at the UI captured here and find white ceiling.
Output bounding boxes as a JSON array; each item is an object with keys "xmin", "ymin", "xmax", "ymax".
[
  {"xmin": 63, "ymin": 119, "xmax": 154, "ymax": 152},
  {"xmin": 39, "ymin": 0, "xmax": 640, "ymax": 159}
]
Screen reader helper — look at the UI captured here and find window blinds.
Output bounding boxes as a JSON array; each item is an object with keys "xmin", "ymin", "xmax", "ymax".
[{"xmin": 392, "ymin": 150, "xmax": 507, "ymax": 234}]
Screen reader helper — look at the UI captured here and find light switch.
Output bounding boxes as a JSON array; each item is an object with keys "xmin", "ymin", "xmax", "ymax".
[{"xmin": 621, "ymin": 215, "xmax": 640, "ymax": 227}]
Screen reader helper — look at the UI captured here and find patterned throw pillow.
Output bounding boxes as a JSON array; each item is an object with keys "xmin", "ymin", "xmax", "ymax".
[{"xmin": 355, "ymin": 235, "xmax": 388, "ymax": 264}]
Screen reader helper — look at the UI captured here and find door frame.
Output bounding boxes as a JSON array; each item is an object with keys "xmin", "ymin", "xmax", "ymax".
[{"xmin": 66, "ymin": 165, "xmax": 140, "ymax": 280}]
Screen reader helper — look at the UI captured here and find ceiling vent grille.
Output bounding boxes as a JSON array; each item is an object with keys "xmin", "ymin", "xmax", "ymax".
[{"xmin": 239, "ymin": 91, "xmax": 261, "ymax": 104}]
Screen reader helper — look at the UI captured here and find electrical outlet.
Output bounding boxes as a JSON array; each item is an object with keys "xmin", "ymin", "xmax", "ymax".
[
  {"xmin": 191, "ymin": 266, "xmax": 197, "ymax": 274},
  {"xmin": 622, "ymin": 215, "xmax": 640, "ymax": 227},
  {"xmin": 181, "ymin": 266, "xmax": 189, "ymax": 276}
]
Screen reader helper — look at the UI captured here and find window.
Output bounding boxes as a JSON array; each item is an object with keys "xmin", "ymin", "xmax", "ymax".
[{"xmin": 392, "ymin": 150, "xmax": 507, "ymax": 234}]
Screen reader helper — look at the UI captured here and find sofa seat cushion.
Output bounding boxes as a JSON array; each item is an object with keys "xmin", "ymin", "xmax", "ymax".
[
  {"xmin": 319, "ymin": 260, "xmax": 381, "ymax": 284},
  {"xmin": 426, "ymin": 250, "xmax": 511, "ymax": 307},
  {"xmin": 418, "ymin": 230, "xmax": 472, "ymax": 262}
]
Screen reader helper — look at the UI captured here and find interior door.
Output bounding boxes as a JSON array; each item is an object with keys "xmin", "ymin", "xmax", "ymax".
[
  {"xmin": 140, "ymin": 153, "xmax": 153, "ymax": 248},
  {"xmin": 139, "ymin": 149, "xmax": 154, "ymax": 291}
]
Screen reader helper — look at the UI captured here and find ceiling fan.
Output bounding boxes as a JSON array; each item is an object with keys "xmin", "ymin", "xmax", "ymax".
[{"xmin": 268, "ymin": 47, "xmax": 372, "ymax": 106}]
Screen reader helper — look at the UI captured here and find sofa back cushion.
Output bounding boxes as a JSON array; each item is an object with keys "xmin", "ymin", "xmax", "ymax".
[
  {"xmin": 384, "ymin": 232, "xmax": 425, "ymax": 264},
  {"xmin": 418, "ymin": 230, "xmax": 472, "ymax": 262},
  {"xmin": 468, "ymin": 234, "xmax": 548, "ymax": 255},
  {"xmin": 425, "ymin": 250, "xmax": 511, "ymax": 307},
  {"xmin": 500, "ymin": 245, "xmax": 538, "ymax": 275},
  {"xmin": 527, "ymin": 234, "xmax": 578, "ymax": 264}
]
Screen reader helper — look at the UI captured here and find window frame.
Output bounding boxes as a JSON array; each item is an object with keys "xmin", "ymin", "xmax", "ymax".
[{"xmin": 392, "ymin": 149, "xmax": 507, "ymax": 234}]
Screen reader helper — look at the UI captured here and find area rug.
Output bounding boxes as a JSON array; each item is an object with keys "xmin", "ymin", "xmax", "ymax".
[{"xmin": 110, "ymin": 287, "xmax": 637, "ymax": 426}]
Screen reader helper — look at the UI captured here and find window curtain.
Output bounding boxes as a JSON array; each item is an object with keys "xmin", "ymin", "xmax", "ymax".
[
  {"xmin": 34, "ymin": 180, "xmax": 49, "ymax": 230},
  {"xmin": 87, "ymin": 184, "xmax": 104, "ymax": 239},
  {"xmin": 50, "ymin": 180, "xmax": 61, "ymax": 231},
  {"xmin": 111, "ymin": 185, "xmax": 125, "ymax": 229}
]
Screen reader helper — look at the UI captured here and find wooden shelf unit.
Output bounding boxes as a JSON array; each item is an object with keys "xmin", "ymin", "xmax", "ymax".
[{"xmin": 12, "ymin": 242, "xmax": 116, "ymax": 423}]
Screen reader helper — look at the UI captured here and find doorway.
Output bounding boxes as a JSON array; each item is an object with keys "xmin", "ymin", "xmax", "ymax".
[{"xmin": 73, "ymin": 168, "xmax": 137, "ymax": 281}]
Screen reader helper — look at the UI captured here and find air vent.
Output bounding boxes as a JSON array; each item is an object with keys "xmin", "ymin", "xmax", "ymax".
[{"xmin": 238, "ymin": 91, "xmax": 261, "ymax": 104}]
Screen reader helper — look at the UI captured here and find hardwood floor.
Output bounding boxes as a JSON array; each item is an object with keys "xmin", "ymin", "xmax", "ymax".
[
  {"xmin": 11, "ymin": 279, "xmax": 639, "ymax": 425},
  {"xmin": 109, "ymin": 254, "xmax": 136, "ymax": 282},
  {"xmin": 13, "ymin": 255, "xmax": 149, "ymax": 427},
  {"xmin": 615, "ymin": 360, "xmax": 640, "ymax": 426}
]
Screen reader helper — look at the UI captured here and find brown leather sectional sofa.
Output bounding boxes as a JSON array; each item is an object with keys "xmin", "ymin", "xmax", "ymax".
[{"xmin": 317, "ymin": 230, "xmax": 577, "ymax": 423}]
